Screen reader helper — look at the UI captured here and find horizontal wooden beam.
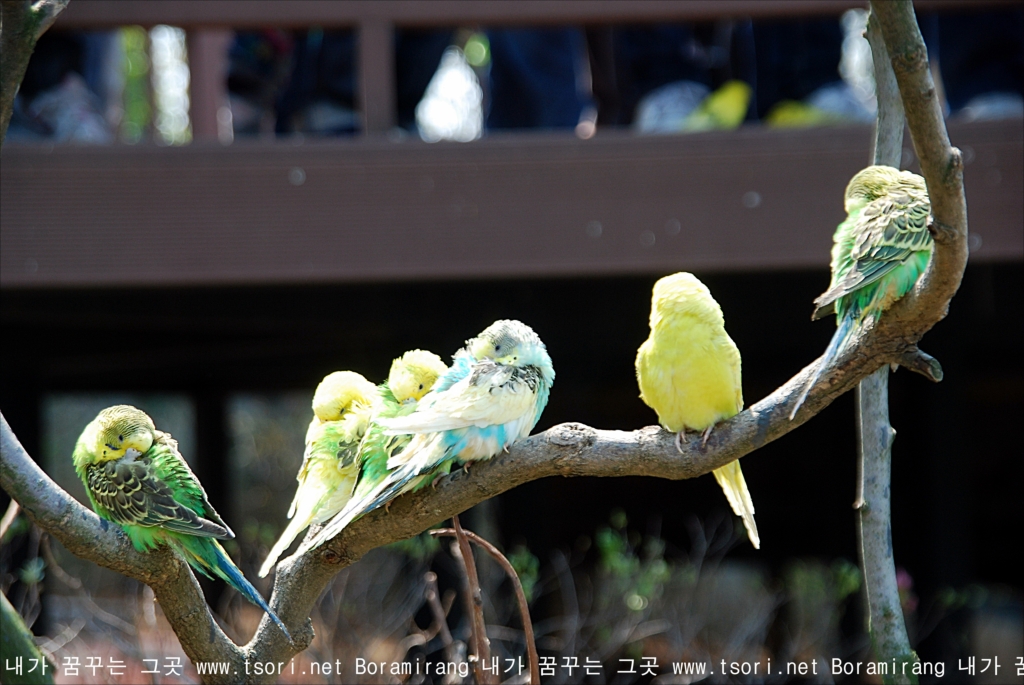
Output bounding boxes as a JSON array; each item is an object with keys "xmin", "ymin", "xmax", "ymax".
[
  {"xmin": 53, "ymin": 0, "xmax": 1011, "ymax": 30},
  {"xmin": 1, "ymin": 120, "xmax": 1020, "ymax": 289}
]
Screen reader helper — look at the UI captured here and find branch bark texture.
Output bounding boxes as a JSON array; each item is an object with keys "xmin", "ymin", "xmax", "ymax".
[
  {"xmin": 1, "ymin": 0, "xmax": 70, "ymax": 148},
  {"xmin": 856, "ymin": 8, "xmax": 919, "ymax": 684}
]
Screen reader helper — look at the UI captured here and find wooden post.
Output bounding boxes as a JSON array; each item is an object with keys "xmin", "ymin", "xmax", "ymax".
[
  {"xmin": 186, "ymin": 29, "xmax": 232, "ymax": 142},
  {"xmin": 357, "ymin": 18, "xmax": 396, "ymax": 135}
]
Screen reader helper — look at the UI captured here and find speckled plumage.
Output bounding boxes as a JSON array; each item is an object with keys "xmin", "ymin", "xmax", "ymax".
[
  {"xmin": 790, "ymin": 165, "xmax": 933, "ymax": 418},
  {"xmin": 73, "ymin": 405, "xmax": 288, "ymax": 636}
]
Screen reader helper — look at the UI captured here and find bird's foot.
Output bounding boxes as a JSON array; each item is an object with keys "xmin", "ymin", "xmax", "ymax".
[
  {"xmin": 674, "ymin": 430, "xmax": 686, "ymax": 454},
  {"xmin": 384, "ymin": 501, "xmax": 393, "ymax": 514},
  {"xmin": 700, "ymin": 426, "xmax": 714, "ymax": 449},
  {"xmin": 431, "ymin": 473, "xmax": 446, "ymax": 490}
]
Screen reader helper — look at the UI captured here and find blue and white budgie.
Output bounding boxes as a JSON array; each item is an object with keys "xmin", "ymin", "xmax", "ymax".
[{"xmin": 300, "ymin": 320, "xmax": 555, "ymax": 552}]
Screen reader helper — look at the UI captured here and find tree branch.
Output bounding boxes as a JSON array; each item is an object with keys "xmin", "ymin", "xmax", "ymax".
[
  {"xmin": 871, "ymin": 0, "xmax": 969, "ymax": 332},
  {"xmin": 1, "ymin": 413, "xmax": 247, "ymax": 683},
  {"xmin": 854, "ymin": 3, "xmax": 965, "ymax": 682},
  {"xmin": 431, "ymin": 528, "xmax": 541, "ymax": 685},
  {"xmin": 1, "ymin": 0, "xmax": 70, "ymax": 148}
]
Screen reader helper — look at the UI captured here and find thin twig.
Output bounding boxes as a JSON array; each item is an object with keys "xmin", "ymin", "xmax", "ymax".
[
  {"xmin": 424, "ymin": 570, "xmax": 463, "ymax": 682},
  {"xmin": 432, "ymin": 528, "xmax": 541, "ymax": 685},
  {"xmin": 40, "ymin": 536, "xmax": 137, "ymax": 635},
  {"xmin": 452, "ymin": 514, "xmax": 493, "ymax": 684}
]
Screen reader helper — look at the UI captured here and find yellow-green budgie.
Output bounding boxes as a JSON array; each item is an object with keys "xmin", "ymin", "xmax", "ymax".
[
  {"xmin": 635, "ymin": 272, "xmax": 760, "ymax": 549},
  {"xmin": 73, "ymin": 405, "xmax": 289, "ymax": 636},
  {"xmin": 681, "ymin": 80, "xmax": 752, "ymax": 132},
  {"xmin": 258, "ymin": 371, "xmax": 378, "ymax": 576},
  {"xmin": 347, "ymin": 349, "xmax": 449, "ymax": 507},
  {"xmin": 789, "ymin": 165, "xmax": 932, "ymax": 418}
]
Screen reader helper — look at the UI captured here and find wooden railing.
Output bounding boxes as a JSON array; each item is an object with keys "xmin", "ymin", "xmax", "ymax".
[{"xmin": 3, "ymin": 0, "xmax": 1018, "ymax": 289}]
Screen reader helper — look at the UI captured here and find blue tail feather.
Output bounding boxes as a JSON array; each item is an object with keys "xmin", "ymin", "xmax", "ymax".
[
  {"xmin": 790, "ymin": 314, "xmax": 855, "ymax": 420},
  {"xmin": 210, "ymin": 541, "xmax": 291, "ymax": 640}
]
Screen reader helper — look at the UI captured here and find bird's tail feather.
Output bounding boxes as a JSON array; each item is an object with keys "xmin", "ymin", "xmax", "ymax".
[
  {"xmin": 178, "ymin": 536, "xmax": 291, "ymax": 639},
  {"xmin": 299, "ymin": 462, "xmax": 428, "ymax": 555},
  {"xmin": 259, "ymin": 513, "xmax": 310, "ymax": 578},
  {"xmin": 712, "ymin": 460, "xmax": 760, "ymax": 549},
  {"xmin": 789, "ymin": 313, "xmax": 854, "ymax": 420}
]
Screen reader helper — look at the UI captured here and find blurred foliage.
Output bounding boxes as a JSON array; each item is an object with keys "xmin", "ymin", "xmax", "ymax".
[
  {"xmin": 508, "ymin": 544, "xmax": 540, "ymax": 603},
  {"xmin": 120, "ymin": 26, "xmax": 151, "ymax": 143},
  {"xmin": 388, "ymin": 531, "xmax": 442, "ymax": 562},
  {"xmin": 462, "ymin": 32, "xmax": 490, "ymax": 68},
  {"xmin": 19, "ymin": 557, "xmax": 46, "ymax": 587}
]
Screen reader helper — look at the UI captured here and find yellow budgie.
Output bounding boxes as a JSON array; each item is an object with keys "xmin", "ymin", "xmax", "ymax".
[
  {"xmin": 635, "ymin": 272, "xmax": 760, "ymax": 549},
  {"xmin": 258, "ymin": 371, "xmax": 379, "ymax": 577}
]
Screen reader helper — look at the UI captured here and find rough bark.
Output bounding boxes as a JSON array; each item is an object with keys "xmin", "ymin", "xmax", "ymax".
[
  {"xmin": 850, "ymin": 2, "xmax": 967, "ymax": 682},
  {"xmin": 1, "ymin": 0, "xmax": 70, "ymax": 148}
]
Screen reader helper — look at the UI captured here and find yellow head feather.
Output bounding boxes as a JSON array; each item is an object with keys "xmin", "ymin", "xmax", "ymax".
[
  {"xmin": 87, "ymin": 405, "xmax": 156, "ymax": 462},
  {"xmin": 311, "ymin": 371, "xmax": 378, "ymax": 422},
  {"xmin": 649, "ymin": 272, "xmax": 725, "ymax": 330},
  {"xmin": 388, "ymin": 350, "xmax": 448, "ymax": 403}
]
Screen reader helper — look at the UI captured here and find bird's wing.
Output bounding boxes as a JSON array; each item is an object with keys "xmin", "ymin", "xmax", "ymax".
[
  {"xmin": 379, "ymin": 362, "xmax": 538, "ymax": 434},
  {"xmin": 813, "ymin": 190, "xmax": 930, "ymax": 317},
  {"xmin": 86, "ymin": 442, "xmax": 232, "ymax": 539}
]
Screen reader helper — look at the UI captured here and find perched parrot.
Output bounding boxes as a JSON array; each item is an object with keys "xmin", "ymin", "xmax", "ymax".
[
  {"xmin": 681, "ymin": 80, "xmax": 752, "ymax": 132},
  {"xmin": 789, "ymin": 165, "xmax": 932, "ymax": 419},
  {"xmin": 258, "ymin": 371, "xmax": 379, "ymax": 577},
  {"xmin": 301, "ymin": 320, "xmax": 555, "ymax": 553},
  {"xmin": 348, "ymin": 349, "xmax": 449, "ymax": 506},
  {"xmin": 72, "ymin": 405, "xmax": 289, "ymax": 636},
  {"xmin": 635, "ymin": 272, "xmax": 760, "ymax": 549}
]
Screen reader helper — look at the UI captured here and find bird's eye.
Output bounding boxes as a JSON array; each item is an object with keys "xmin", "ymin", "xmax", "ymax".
[
  {"xmin": 418, "ymin": 384, "xmax": 424, "ymax": 390},
  {"xmin": 494, "ymin": 344, "xmax": 501, "ymax": 352},
  {"xmin": 118, "ymin": 435, "xmax": 123, "ymax": 442}
]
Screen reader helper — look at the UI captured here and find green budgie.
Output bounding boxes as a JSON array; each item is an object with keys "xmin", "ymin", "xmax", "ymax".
[
  {"xmin": 258, "ymin": 371, "xmax": 379, "ymax": 576},
  {"xmin": 790, "ymin": 165, "xmax": 932, "ymax": 418},
  {"xmin": 349, "ymin": 350, "xmax": 449, "ymax": 506},
  {"xmin": 72, "ymin": 405, "xmax": 289, "ymax": 637}
]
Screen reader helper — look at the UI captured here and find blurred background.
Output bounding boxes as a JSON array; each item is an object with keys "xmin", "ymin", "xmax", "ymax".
[{"xmin": 1, "ymin": 1, "xmax": 1022, "ymax": 683}]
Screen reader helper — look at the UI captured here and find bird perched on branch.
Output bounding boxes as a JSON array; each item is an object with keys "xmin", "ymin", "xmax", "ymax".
[
  {"xmin": 302, "ymin": 320, "xmax": 555, "ymax": 553},
  {"xmin": 347, "ymin": 349, "xmax": 449, "ymax": 507},
  {"xmin": 789, "ymin": 165, "xmax": 932, "ymax": 419},
  {"xmin": 636, "ymin": 272, "xmax": 760, "ymax": 549},
  {"xmin": 73, "ymin": 405, "xmax": 289, "ymax": 636},
  {"xmin": 259, "ymin": 371, "xmax": 379, "ymax": 576}
]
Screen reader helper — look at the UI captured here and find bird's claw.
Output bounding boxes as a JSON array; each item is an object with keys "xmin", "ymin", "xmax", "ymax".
[
  {"xmin": 700, "ymin": 426, "xmax": 714, "ymax": 449},
  {"xmin": 674, "ymin": 430, "xmax": 686, "ymax": 454},
  {"xmin": 431, "ymin": 473, "xmax": 446, "ymax": 490}
]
